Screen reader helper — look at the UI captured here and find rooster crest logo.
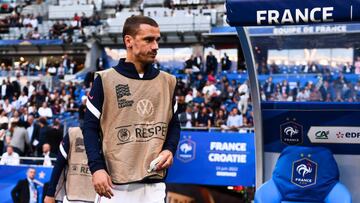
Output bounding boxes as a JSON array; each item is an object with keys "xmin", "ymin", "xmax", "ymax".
[
  {"xmin": 292, "ymin": 158, "xmax": 317, "ymax": 187},
  {"xmin": 280, "ymin": 120, "xmax": 303, "ymax": 145},
  {"xmin": 177, "ymin": 138, "xmax": 196, "ymax": 162},
  {"xmin": 284, "ymin": 126, "xmax": 299, "ymax": 137},
  {"xmin": 296, "ymin": 163, "xmax": 312, "ymax": 177},
  {"xmin": 180, "ymin": 143, "xmax": 192, "ymax": 154}
]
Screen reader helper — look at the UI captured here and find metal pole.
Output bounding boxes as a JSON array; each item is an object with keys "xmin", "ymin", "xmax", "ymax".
[{"xmin": 236, "ymin": 26, "xmax": 264, "ymax": 188}]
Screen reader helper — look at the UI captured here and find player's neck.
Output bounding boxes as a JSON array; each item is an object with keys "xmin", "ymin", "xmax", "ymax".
[{"xmin": 125, "ymin": 56, "xmax": 145, "ymax": 74}]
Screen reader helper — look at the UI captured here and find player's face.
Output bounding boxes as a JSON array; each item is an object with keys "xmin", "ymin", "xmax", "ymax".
[{"xmin": 129, "ymin": 24, "xmax": 160, "ymax": 64}]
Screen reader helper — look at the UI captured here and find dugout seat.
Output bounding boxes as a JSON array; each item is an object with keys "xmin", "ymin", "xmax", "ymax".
[{"xmin": 255, "ymin": 146, "xmax": 351, "ymax": 203}]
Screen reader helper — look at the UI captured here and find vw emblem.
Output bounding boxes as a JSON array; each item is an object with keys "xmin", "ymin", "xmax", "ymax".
[{"xmin": 136, "ymin": 99, "xmax": 154, "ymax": 118}]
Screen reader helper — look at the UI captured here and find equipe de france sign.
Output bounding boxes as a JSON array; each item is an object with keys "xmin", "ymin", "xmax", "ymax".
[{"xmin": 226, "ymin": 0, "xmax": 360, "ymax": 26}]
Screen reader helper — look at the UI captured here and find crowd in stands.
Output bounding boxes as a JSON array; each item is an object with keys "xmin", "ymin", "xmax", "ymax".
[
  {"xmin": 175, "ymin": 74, "xmax": 253, "ymax": 130},
  {"xmin": 0, "ymin": 55, "xmax": 81, "ymax": 77},
  {"xmin": 48, "ymin": 13, "xmax": 101, "ymax": 42},
  {"xmin": 0, "ymin": 1, "xmax": 102, "ymax": 42},
  {"xmin": 167, "ymin": 52, "xmax": 360, "ymax": 132},
  {"xmin": 0, "ymin": 0, "xmax": 19, "ymax": 14},
  {"xmin": 0, "ymin": 68, "xmax": 89, "ymax": 165},
  {"xmin": 0, "ymin": 0, "xmax": 42, "ymax": 34},
  {"xmin": 258, "ymin": 57, "xmax": 360, "ymax": 102},
  {"xmin": 174, "ymin": 52, "xmax": 253, "ymax": 131},
  {"xmin": 0, "ymin": 0, "xmax": 222, "ymax": 41},
  {"xmin": 258, "ymin": 60, "xmax": 360, "ymax": 75},
  {"xmin": 260, "ymin": 75, "xmax": 360, "ymax": 102},
  {"xmin": 144, "ymin": 6, "xmax": 215, "ymax": 18},
  {"xmin": 3, "ymin": 13, "xmax": 42, "ymax": 29},
  {"xmin": 182, "ymin": 52, "xmax": 232, "ymax": 74}
]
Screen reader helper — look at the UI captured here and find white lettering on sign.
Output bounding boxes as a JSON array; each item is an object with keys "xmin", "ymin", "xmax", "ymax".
[
  {"xmin": 257, "ymin": 7, "xmax": 334, "ymax": 25},
  {"xmin": 322, "ymin": 7, "xmax": 334, "ymax": 22},
  {"xmin": 310, "ymin": 7, "xmax": 322, "ymax": 23},
  {"xmin": 268, "ymin": 10, "xmax": 280, "ymax": 24},
  {"xmin": 208, "ymin": 153, "xmax": 247, "ymax": 163},
  {"xmin": 295, "ymin": 9, "xmax": 308, "ymax": 23},
  {"xmin": 257, "ymin": 10, "xmax": 267, "ymax": 25},
  {"xmin": 210, "ymin": 142, "xmax": 247, "ymax": 151},
  {"xmin": 273, "ymin": 25, "xmax": 346, "ymax": 35},
  {"xmin": 216, "ymin": 171, "xmax": 237, "ymax": 177},
  {"xmin": 282, "ymin": 9, "xmax": 294, "ymax": 24}
]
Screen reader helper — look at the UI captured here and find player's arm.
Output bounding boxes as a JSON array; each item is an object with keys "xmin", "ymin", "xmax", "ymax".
[
  {"xmin": 83, "ymin": 76, "xmax": 106, "ymax": 173},
  {"xmin": 44, "ymin": 134, "xmax": 70, "ymax": 203},
  {"xmin": 83, "ymin": 76, "xmax": 113, "ymax": 199},
  {"xmin": 157, "ymin": 85, "xmax": 181, "ymax": 170}
]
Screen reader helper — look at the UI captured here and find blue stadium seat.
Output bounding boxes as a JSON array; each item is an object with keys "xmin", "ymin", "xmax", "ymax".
[{"xmin": 255, "ymin": 146, "xmax": 351, "ymax": 203}]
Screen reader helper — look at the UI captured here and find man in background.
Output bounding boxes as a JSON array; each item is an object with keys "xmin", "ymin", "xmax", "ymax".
[
  {"xmin": 0, "ymin": 145, "xmax": 20, "ymax": 165},
  {"xmin": 11, "ymin": 167, "xmax": 38, "ymax": 203}
]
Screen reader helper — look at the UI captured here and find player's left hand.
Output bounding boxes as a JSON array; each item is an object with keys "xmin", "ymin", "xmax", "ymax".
[{"xmin": 156, "ymin": 150, "xmax": 173, "ymax": 170}]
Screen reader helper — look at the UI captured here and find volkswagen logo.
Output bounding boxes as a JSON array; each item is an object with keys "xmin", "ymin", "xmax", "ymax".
[{"xmin": 136, "ymin": 99, "xmax": 154, "ymax": 118}]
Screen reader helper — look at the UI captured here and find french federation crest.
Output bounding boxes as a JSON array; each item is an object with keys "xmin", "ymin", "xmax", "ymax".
[
  {"xmin": 291, "ymin": 158, "xmax": 317, "ymax": 188},
  {"xmin": 280, "ymin": 120, "xmax": 303, "ymax": 145},
  {"xmin": 177, "ymin": 138, "xmax": 196, "ymax": 163}
]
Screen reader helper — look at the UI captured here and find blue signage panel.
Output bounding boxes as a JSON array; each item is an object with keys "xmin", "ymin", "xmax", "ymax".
[
  {"xmin": 262, "ymin": 102, "xmax": 360, "ymax": 154},
  {"xmin": 249, "ymin": 23, "xmax": 360, "ymax": 36},
  {"xmin": 166, "ymin": 131, "xmax": 255, "ymax": 186},
  {"xmin": 0, "ymin": 165, "xmax": 53, "ymax": 203},
  {"xmin": 0, "ymin": 39, "xmax": 63, "ymax": 46},
  {"xmin": 226, "ymin": 0, "xmax": 360, "ymax": 26},
  {"xmin": 211, "ymin": 24, "xmax": 360, "ymax": 36}
]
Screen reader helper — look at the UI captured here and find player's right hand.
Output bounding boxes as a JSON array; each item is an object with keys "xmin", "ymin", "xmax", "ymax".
[
  {"xmin": 92, "ymin": 169, "xmax": 114, "ymax": 199},
  {"xmin": 44, "ymin": 196, "xmax": 55, "ymax": 203}
]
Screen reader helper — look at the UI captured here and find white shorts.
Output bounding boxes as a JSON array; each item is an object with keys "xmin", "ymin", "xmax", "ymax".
[
  {"xmin": 63, "ymin": 195, "xmax": 89, "ymax": 203},
  {"xmin": 94, "ymin": 183, "xmax": 166, "ymax": 203}
]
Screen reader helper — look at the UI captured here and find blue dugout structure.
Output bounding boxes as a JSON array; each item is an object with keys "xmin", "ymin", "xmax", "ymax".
[{"xmin": 226, "ymin": 0, "xmax": 360, "ymax": 201}]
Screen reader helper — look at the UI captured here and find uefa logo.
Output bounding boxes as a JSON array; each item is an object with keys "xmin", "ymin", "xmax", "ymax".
[
  {"xmin": 136, "ymin": 99, "xmax": 154, "ymax": 118},
  {"xmin": 117, "ymin": 128, "xmax": 131, "ymax": 144},
  {"xmin": 280, "ymin": 120, "xmax": 303, "ymax": 145},
  {"xmin": 291, "ymin": 158, "xmax": 318, "ymax": 188},
  {"xmin": 177, "ymin": 138, "xmax": 196, "ymax": 163}
]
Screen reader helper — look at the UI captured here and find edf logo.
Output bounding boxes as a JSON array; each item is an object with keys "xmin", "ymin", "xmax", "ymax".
[
  {"xmin": 280, "ymin": 120, "xmax": 303, "ymax": 145},
  {"xmin": 177, "ymin": 138, "xmax": 196, "ymax": 163},
  {"xmin": 292, "ymin": 158, "xmax": 318, "ymax": 188}
]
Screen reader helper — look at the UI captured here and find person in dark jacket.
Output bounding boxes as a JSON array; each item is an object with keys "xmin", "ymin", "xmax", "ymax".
[
  {"xmin": 11, "ymin": 167, "xmax": 38, "ymax": 203},
  {"xmin": 206, "ymin": 51, "xmax": 218, "ymax": 74},
  {"xmin": 26, "ymin": 114, "xmax": 40, "ymax": 156}
]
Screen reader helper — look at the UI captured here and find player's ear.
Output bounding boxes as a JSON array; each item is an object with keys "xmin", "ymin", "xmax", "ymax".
[{"xmin": 124, "ymin": 35, "xmax": 133, "ymax": 49}]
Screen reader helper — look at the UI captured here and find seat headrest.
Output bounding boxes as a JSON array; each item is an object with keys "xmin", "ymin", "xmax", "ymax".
[{"xmin": 272, "ymin": 146, "xmax": 339, "ymax": 202}]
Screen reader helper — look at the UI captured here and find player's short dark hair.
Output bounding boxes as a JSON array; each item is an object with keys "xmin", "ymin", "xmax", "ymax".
[{"xmin": 122, "ymin": 15, "xmax": 159, "ymax": 42}]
